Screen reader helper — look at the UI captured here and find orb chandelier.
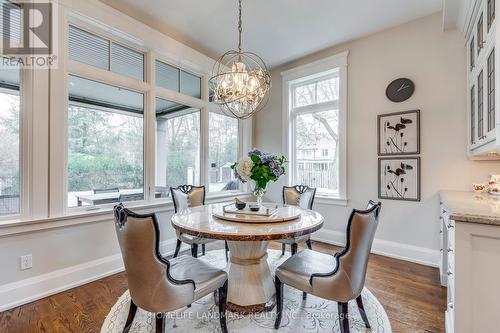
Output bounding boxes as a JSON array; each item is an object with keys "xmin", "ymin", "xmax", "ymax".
[{"xmin": 209, "ymin": 0, "xmax": 271, "ymax": 119}]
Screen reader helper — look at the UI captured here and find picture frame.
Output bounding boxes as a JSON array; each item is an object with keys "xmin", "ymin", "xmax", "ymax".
[
  {"xmin": 378, "ymin": 110, "xmax": 420, "ymax": 156},
  {"xmin": 378, "ymin": 157, "xmax": 421, "ymax": 201}
]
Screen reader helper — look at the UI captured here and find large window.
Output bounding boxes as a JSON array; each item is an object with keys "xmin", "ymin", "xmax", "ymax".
[
  {"xmin": 67, "ymin": 75, "xmax": 144, "ymax": 207},
  {"xmin": 155, "ymin": 98, "xmax": 200, "ymax": 197},
  {"xmin": 0, "ymin": 64, "xmax": 20, "ymax": 216},
  {"xmin": 284, "ymin": 53, "xmax": 347, "ymax": 200},
  {"xmin": 208, "ymin": 112, "xmax": 239, "ymax": 192}
]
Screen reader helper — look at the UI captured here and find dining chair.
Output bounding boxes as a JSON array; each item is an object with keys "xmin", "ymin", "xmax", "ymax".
[
  {"xmin": 274, "ymin": 200, "xmax": 382, "ymax": 333},
  {"xmin": 277, "ymin": 185, "xmax": 317, "ymax": 255},
  {"xmin": 113, "ymin": 204, "xmax": 228, "ymax": 333},
  {"xmin": 170, "ymin": 185, "xmax": 229, "ymax": 260},
  {"xmin": 93, "ymin": 187, "xmax": 119, "ymax": 194}
]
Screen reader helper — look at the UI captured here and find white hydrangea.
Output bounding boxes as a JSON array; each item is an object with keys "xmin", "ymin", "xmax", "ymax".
[{"xmin": 236, "ymin": 157, "xmax": 254, "ymax": 182}]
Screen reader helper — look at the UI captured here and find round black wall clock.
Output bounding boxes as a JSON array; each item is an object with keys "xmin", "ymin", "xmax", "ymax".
[{"xmin": 386, "ymin": 78, "xmax": 415, "ymax": 102}]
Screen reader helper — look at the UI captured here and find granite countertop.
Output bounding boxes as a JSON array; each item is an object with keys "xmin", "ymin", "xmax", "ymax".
[{"xmin": 440, "ymin": 190, "xmax": 500, "ymax": 226}]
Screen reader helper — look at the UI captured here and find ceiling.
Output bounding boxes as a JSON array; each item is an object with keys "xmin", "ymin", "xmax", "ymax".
[{"xmin": 100, "ymin": 0, "xmax": 443, "ymax": 69}]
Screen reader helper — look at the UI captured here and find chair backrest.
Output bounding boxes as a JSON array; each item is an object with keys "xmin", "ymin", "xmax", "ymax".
[
  {"xmin": 93, "ymin": 187, "xmax": 119, "ymax": 194},
  {"xmin": 312, "ymin": 201, "xmax": 381, "ymax": 302},
  {"xmin": 283, "ymin": 185, "xmax": 316, "ymax": 210},
  {"xmin": 113, "ymin": 204, "xmax": 195, "ymax": 313},
  {"xmin": 119, "ymin": 193, "xmax": 144, "ymax": 202},
  {"xmin": 170, "ymin": 185, "xmax": 205, "ymax": 213}
]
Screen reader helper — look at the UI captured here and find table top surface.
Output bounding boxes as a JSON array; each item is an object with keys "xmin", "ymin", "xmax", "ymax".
[{"xmin": 171, "ymin": 203, "xmax": 324, "ymax": 241}]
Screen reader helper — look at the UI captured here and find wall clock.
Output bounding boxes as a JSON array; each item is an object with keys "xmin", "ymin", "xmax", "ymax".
[{"xmin": 386, "ymin": 78, "xmax": 415, "ymax": 102}]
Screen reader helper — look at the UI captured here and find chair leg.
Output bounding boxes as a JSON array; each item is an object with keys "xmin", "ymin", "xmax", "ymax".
[
  {"xmin": 302, "ymin": 291, "xmax": 307, "ymax": 300},
  {"xmin": 274, "ymin": 276, "xmax": 284, "ymax": 329},
  {"xmin": 155, "ymin": 313, "xmax": 165, "ymax": 333},
  {"xmin": 356, "ymin": 295, "xmax": 371, "ymax": 328},
  {"xmin": 218, "ymin": 281, "xmax": 228, "ymax": 333},
  {"xmin": 306, "ymin": 239, "xmax": 312, "ymax": 250},
  {"xmin": 291, "ymin": 243, "xmax": 298, "ymax": 256},
  {"xmin": 281, "ymin": 243, "xmax": 286, "ymax": 255},
  {"xmin": 123, "ymin": 300, "xmax": 137, "ymax": 333},
  {"xmin": 225, "ymin": 241, "xmax": 229, "ymax": 262},
  {"xmin": 338, "ymin": 302, "xmax": 350, "ymax": 333},
  {"xmin": 202, "ymin": 243, "xmax": 206, "ymax": 256},
  {"xmin": 191, "ymin": 244, "xmax": 198, "ymax": 258},
  {"xmin": 173, "ymin": 239, "xmax": 182, "ymax": 258}
]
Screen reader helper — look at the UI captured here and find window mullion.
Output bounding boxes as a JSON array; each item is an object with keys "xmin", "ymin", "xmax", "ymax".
[{"xmin": 200, "ymin": 107, "xmax": 209, "ymax": 188}]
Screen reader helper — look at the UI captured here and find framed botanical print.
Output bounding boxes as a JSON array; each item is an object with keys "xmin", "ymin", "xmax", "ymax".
[
  {"xmin": 378, "ymin": 110, "xmax": 420, "ymax": 156},
  {"xmin": 378, "ymin": 157, "xmax": 421, "ymax": 201}
]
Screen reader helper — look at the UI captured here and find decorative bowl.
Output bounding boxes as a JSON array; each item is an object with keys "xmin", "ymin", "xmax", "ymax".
[
  {"xmin": 235, "ymin": 202, "xmax": 246, "ymax": 210},
  {"xmin": 249, "ymin": 204, "xmax": 260, "ymax": 212}
]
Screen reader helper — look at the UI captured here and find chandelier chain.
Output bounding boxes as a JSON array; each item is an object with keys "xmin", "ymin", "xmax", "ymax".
[{"xmin": 238, "ymin": 0, "xmax": 242, "ymax": 52}]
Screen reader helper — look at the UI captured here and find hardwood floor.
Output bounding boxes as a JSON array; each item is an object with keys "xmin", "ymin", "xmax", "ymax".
[{"xmin": 0, "ymin": 241, "xmax": 446, "ymax": 333}]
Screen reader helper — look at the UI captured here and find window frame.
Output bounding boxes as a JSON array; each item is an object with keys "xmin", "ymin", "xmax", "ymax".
[
  {"xmin": 282, "ymin": 51, "xmax": 348, "ymax": 205},
  {"xmin": 46, "ymin": 10, "xmax": 249, "ymax": 217}
]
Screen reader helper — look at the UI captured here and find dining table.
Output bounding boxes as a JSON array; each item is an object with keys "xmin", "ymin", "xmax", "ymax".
[{"xmin": 170, "ymin": 202, "xmax": 324, "ymax": 314}]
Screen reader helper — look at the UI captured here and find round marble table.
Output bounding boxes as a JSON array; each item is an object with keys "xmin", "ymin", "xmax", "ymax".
[{"xmin": 171, "ymin": 203, "xmax": 324, "ymax": 314}]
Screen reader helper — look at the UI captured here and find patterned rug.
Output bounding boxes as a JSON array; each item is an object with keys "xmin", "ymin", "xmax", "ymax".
[{"xmin": 101, "ymin": 249, "xmax": 391, "ymax": 333}]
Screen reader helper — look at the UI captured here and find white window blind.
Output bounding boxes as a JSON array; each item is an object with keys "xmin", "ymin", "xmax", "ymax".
[
  {"xmin": 1, "ymin": 0, "xmax": 22, "ymax": 46},
  {"xmin": 180, "ymin": 70, "xmax": 201, "ymax": 98},
  {"xmin": 111, "ymin": 42, "xmax": 144, "ymax": 81},
  {"xmin": 155, "ymin": 60, "xmax": 179, "ymax": 92},
  {"xmin": 68, "ymin": 25, "xmax": 109, "ymax": 70},
  {"xmin": 69, "ymin": 25, "xmax": 145, "ymax": 81}
]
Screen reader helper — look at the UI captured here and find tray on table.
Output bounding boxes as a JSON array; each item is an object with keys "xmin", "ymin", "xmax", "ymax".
[{"xmin": 212, "ymin": 203, "xmax": 302, "ymax": 223}]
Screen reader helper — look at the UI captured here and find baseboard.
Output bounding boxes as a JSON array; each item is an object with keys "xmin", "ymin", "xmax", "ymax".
[
  {"xmin": 0, "ymin": 237, "xmax": 189, "ymax": 312},
  {"xmin": 311, "ymin": 229, "xmax": 440, "ymax": 268}
]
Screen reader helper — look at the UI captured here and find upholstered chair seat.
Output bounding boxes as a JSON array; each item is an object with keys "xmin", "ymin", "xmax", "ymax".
[
  {"xmin": 275, "ymin": 249, "xmax": 337, "ymax": 294},
  {"xmin": 113, "ymin": 204, "xmax": 228, "ymax": 333},
  {"xmin": 278, "ymin": 185, "xmax": 317, "ymax": 255},
  {"xmin": 274, "ymin": 201, "xmax": 382, "ymax": 333},
  {"xmin": 170, "ymin": 185, "xmax": 229, "ymax": 260},
  {"xmin": 169, "ymin": 255, "xmax": 228, "ymax": 299}
]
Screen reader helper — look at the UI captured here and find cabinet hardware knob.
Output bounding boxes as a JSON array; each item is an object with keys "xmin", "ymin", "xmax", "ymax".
[
  {"xmin": 447, "ymin": 248, "xmax": 453, "ymax": 253},
  {"xmin": 448, "ymin": 302, "xmax": 454, "ymax": 309},
  {"xmin": 447, "ymin": 271, "xmax": 453, "ymax": 276},
  {"xmin": 447, "ymin": 223, "xmax": 454, "ymax": 229}
]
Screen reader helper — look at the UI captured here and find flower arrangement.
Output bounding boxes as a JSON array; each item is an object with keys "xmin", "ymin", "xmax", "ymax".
[{"xmin": 231, "ymin": 148, "xmax": 286, "ymax": 204}]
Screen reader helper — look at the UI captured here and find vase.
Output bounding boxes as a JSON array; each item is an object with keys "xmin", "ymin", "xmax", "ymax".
[{"xmin": 252, "ymin": 183, "xmax": 268, "ymax": 206}]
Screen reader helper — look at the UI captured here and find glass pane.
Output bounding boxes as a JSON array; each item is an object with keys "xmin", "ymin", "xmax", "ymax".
[
  {"xmin": 488, "ymin": 0, "xmax": 495, "ymax": 31},
  {"xmin": 488, "ymin": 49, "xmax": 495, "ymax": 131},
  {"xmin": 478, "ymin": 70, "xmax": 484, "ymax": 139},
  {"xmin": 68, "ymin": 25, "xmax": 110, "ymax": 71},
  {"xmin": 477, "ymin": 13, "xmax": 484, "ymax": 55},
  {"xmin": 156, "ymin": 60, "xmax": 179, "ymax": 92},
  {"xmin": 155, "ymin": 97, "xmax": 200, "ymax": 198},
  {"xmin": 293, "ymin": 82, "xmax": 315, "ymax": 107},
  {"xmin": 295, "ymin": 109, "xmax": 339, "ymax": 194},
  {"xmin": 471, "ymin": 85, "xmax": 476, "ymax": 144},
  {"xmin": 180, "ymin": 70, "xmax": 201, "ymax": 98},
  {"xmin": 470, "ymin": 38, "xmax": 475, "ymax": 71},
  {"xmin": 316, "ymin": 77, "xmax": 339, "ymax": 103},
  {"xmin": 1, "ymin": 0, "xmax": 22, "ymax": 46},
  {"xmin": 67, "ymin": 76, "xmax": 144, "ymax": 207},
  {"xmin": 111, "ymin": 42, "xmax": 144, "ymax": 81},
  {"xmin": 208, "ymin": 112, "xmax": 239, "ymax": 192},
  {"xmin": 0, "ymin": 66, "xmax": 20, "ymax": 216}
]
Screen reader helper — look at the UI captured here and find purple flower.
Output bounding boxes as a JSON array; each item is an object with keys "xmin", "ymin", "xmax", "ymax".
[
  {"xmin": 248, "ymin": 148, "xmax": 262, "ymax": 157},
  {"xmin": 261, "ymin": 154, "xmax": 277, "ymax": 163}
]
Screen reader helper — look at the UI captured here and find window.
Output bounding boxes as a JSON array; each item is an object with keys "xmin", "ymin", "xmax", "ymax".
[
  {"xmin": 478, "ymin": 13, "xmax": 484, "ymax": 55},
  {"xmin": 488, "ymin": 0, "xmax": 495, "ymax": 31},
  {"xmin": 478, "ymin": 70, "xmax": 484, "ymax": 139},
  {"xmin": 488, "ymin": 49, "xmax": 495, "ymax": 131},
  {"xmin": 470, "ymin": 38, "xmax": 475, "ymax": 71},
  {"xmin": 471, "ymin": 85, "xmax": 476, "ymax": 144},
  {"xmin": 68, "ymin": 25, "xmax": 145, "ymax": 81},
  {"xmin": 155, "ymin": 98, "xmax": 200, "ymax": 197},
  {"xmin": 0, "ymin": 63, "xmax": 20, "ymax": 216},
  {"xmin": 208, "ymin": 112, "xmax": 239, "ymax": 192},
  {"xmin": 156, "ymin": 60, "xmax": 202, "ymax": 98},
  {"xmin": 283, "ymin": 52, "xmax": 348, "ymax": 200},
  {"xmin": 0, "ymin": 0, "xmax": 22, "ymax": 46},
  {"xmin": 67, "ymin": 75, "xmax": 144, "ymax": 207}
]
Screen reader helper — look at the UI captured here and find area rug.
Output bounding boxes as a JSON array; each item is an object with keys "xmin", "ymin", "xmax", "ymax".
[{"xmin": 101, "ymin": 249, "xmax": 391, "ymax": 333}]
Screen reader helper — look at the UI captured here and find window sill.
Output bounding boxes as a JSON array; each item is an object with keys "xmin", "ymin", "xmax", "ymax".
[
  {"xmin": 314, "ymin": 195, "xmax": 348, "ymax": 206},
  {"xmin": 0, "ymin": 191, "xmax": 251, "ymax": 237}
]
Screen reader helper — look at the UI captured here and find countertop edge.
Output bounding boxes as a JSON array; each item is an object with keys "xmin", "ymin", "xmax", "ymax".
[{"xmin": 440, "ymin": 190, "xmax": 500, "ymax": 226}]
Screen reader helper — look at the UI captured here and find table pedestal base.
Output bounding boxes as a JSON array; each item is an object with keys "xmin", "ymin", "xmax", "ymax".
[{"xmin": 226, "ymin": 240, "xmax": 276, "ymax": 314}]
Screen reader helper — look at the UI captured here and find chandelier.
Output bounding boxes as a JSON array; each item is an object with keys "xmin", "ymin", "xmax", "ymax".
[{"xmin": 209, "ymin": 0, "xmax": 271, "ymax": 119}]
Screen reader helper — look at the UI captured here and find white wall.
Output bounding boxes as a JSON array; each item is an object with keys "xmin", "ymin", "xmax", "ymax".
[{"xmin": 255, "ymin": 13, "xmax": 500, "ymax": 265}]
